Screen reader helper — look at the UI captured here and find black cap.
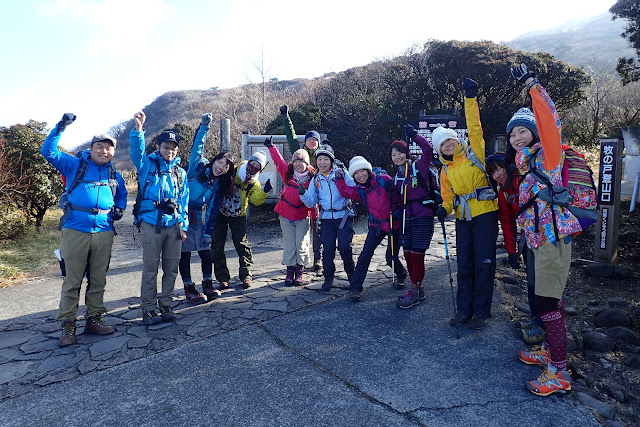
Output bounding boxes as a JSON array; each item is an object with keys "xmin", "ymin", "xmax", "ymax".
[{"xmin": 158, "ymin": 130, "xmax": 180, "ymax": 145}]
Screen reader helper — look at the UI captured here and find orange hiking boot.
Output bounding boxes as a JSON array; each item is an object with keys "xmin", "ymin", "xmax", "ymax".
[
  {"xmin": 519, "ymin": 344, "xmax": 551, "ymax": 367},
  {"xmin": 526, "ymin": 366, "xmax": 571, "ymax": 396}
]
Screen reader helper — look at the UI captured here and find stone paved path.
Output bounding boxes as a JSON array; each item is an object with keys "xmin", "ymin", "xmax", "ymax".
[{"xmin": 0, "ymin": 218, "xmax": 458, "ymax": 402}]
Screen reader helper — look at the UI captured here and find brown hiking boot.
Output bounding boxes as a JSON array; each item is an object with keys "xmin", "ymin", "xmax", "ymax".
[
  {"xmin": 60, "ymin": 320, "xmax": 76, "ymax": 346},
  {"xmin": 241, "ymin": 277, "xmax": 253, "ymax": 290},
  {"xmin": 218, "ymin": 281, "xmax": 230, "ymax": 290},
  {"xmin": 312, "ymin": 258, "xmax": 322, "ymax": 272},
  {"xmin": 84, "ymin": 315, "xmax": 115, "ymax": 335}
]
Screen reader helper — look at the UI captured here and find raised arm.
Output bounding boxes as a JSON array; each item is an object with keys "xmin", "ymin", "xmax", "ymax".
[
  {"xmin": 462, "ymin": 78, "xmax": 486, "ymax": 165},
  {"xmin": 129, "ymin": 111, "xmax": 147, "ymax": 172},
  {"xmin": 187, "ymin": 113, "xmax": 212, "ymax": 178},
  {"xmin": 41, "ymin": 113, "xmax": 78, "ymax": 177},
  {"xmin": 510, "ymin": 64, "xmax": 562, "ymax": 171},
  {"xmin": 265, "ymin": 137, "xmax": 288, "ymax": 180},
  {"xmin": 281, "ymin": 105, "xmax": 301, "ymax": 154}
]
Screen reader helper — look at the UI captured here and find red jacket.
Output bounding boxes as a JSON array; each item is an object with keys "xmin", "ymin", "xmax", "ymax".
[
  {"xmin": 497, "ymin": 174, "xmax": 521, "ymax": 255},
  {"xmin": 268, "ymin": 146, "xmax": 316, "ymax": 221},
  {"xmin": 336, "ymin": 173, "xmax": 398, "ymax": 233}
]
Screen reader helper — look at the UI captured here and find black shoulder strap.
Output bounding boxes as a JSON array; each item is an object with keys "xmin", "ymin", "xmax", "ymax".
[{"xmin": 68, "ymin": 159, "xmax": 88, "ymax": 194}]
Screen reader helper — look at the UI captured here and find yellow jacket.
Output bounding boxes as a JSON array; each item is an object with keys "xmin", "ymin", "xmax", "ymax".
[
  {"xmin": 230, "ymin": 160, "xmax": 268, "ymax": 216},
  {"xmin": 439, "ymin": 96, "xmax": 498, "ymax": 220}
]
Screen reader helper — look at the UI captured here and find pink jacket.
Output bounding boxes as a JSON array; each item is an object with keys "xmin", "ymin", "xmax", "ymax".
[
  {"xmin": 268, "ymin": 146, "xmax": 315, "ymax": 221},
  {"xmin": 336, "ymin": 173, "xmax": 398, "ymax": 233}
]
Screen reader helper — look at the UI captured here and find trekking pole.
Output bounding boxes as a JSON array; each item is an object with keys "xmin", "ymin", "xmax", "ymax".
[
  {"xmin": 402, "ymin": 162, "xmax": 408, "ymax": 234},
  {"xmin": 389, "ymin": 185, "xmax": 396, "ymax": 287},
  {"xmin": 440, "ymin": 216, "xmax": 460, "ymax": 339}
]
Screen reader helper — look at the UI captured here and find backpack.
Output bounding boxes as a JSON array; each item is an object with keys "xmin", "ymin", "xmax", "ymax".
[
  {"xmin": 132, "ymin": 156, "xmax": 184, "ymax": 231},
  {"xmin": 58, "ymin": 154, "xmax": 118, "ymax": 230},
  {"xmin": 518, "ymin": 146, "xmax": 598, "ymax": 237},
  {"xmin": 395, "ymin": 161, "xmax": 443, "ymax": 209}
]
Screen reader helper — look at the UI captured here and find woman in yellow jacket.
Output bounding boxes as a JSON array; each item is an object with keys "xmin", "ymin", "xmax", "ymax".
[
  {"xmin": 210, "ymin": 151, "xmax": 270, "ymax": 290},
  {"xmin": 434, "ymin": 77, "xmax": 499, "ymax": 331}
]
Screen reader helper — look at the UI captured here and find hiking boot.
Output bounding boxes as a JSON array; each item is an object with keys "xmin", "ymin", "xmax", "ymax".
[
  {"xmin": 450, "ymin": 314, "xmax": 472, "ymax": 326},
  {"xmin": 218, "ymin": 281, "xmax": 230, "ymax": 290},
  {"xmin": 84, "ymin": 315, "xmax": 115, "ymax": 335},
  {"xmin": 184, "ymin": 284, "xmax": 206, "ymax": 304},
  {"xmin": 519, "ymin": 344, "xmax": 551, "ymax": 367},
  {"xmin": 394, "ymin": 273, "xmax": 407, "ymax": 289},
  {"xmin": 313, "ymin": 258, "xmax": 322, "ymax": 272},
  {"xmin": 469, "ymin": 316, "xmax": 488, "ymax": 330},
  {"xmin": 142, "ymin": 309, "xmax": 162, "ymax": 325},
  {"xmin": 59, "ymin": 320, "xmax": 76, "ymax": 347},
  {"xmin": 396, "ymin": 288, "xmax": 420, "ymax": 309},
  {"xmin": 284, "ymin": 266, "xmax": 295, "ymax": 286},
  {"xmin": 321, "ymin": 279, "xmax": 333, "ymax": 291},
  {"xmin": 418, "ymin": 286, "xmax": 425, "ymax": 301},
  {"xmin": 293, "ymin": 265, "xmax": 304, "ymax": 286},
  {"xmin": 521, "ymin": 324, "xmax": 546, "ymax": 345},
  {"xmin": 202, "ymin": 279, "xmax": 221, "ymax": 301},
  {"xmin": 241, "ymin": 277, "xmax": 253, "ymax": 290},
  {"xmin": 159, "ymin": 305, "xmax": 176, "ymax": 322},
  {"xmin": 526, "ymin": 366, "xmax": 571, "ymax": 396},
  {"xmin": 514, "ymin": 318, "xmax": 535, "ymax": 329},
  {"xmin": 349, "ymin": 290, "xmax": 362, "ymax": 302}
]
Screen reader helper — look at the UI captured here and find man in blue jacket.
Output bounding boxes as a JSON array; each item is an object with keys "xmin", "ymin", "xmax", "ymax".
[
  {"xmin": 130, "ymin": 111, "xmax": 189, "ymax": 325},
  {"xmin": 41, "ymin": 113, "xmax": 128, "ymax": 347}
]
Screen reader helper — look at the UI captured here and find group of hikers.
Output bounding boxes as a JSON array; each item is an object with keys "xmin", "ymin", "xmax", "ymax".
[{"xmin": 41, "ymin": 63, "xmax": 591, "ymax": 397}]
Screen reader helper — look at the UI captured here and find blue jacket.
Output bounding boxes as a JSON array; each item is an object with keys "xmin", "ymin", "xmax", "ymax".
[
  {"xmin": 300, "ymin": 166, "xmax": 355, "ymax": 220},
  {"xmin": 129, "ymin": 129, "xmax": 189, "ymax": 231},
  {"xmin": 186, "ymin": 125, "xmax": 222, "ymax": 235},
  {"xmin": 41, "ymin": 124, "xmax": 127, "ymax": 233}
]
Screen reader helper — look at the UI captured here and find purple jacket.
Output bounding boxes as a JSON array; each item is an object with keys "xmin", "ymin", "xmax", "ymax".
[{"xmin": 392, "ymin": 133, "xmax": 437, "ymax": 219}]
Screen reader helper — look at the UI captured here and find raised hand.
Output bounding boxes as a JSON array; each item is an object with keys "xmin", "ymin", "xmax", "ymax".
[
  {"xmin": 404, "ymin": 124, "xmax": 417, "ymax": 139},
  {"xmin": 462, "ymin": 77, "xmax": 478, "ymax": 98},
  {"xmin": 133, "ymin": 111, "xmax": 146, "ymax": 131},
  {"xmin": 200, "ymin": 113, "xmax": 212, "ymax": 127},
  {"xmin": 280, "ymin": 105, "xmax": 288, "ymax": 116},
  {"xmin": 264, "ymin": 136, "xmax": 274, "ymax": 147},
  {"xmin": 510, "ymin": 63, "xmax": 535, "ymax": 83}
]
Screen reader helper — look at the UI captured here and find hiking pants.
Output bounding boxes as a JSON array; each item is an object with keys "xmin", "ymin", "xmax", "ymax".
[
  {"xmin": 58, "ymin": 228, "xmax": 114, "ymax": 321},
  {"xmin": 455, "ymin": 210, "xmax": 498, "ymax": 319},
  {"xmin": 279, "ymin": 216, "xmax": 311, "ymax": 267},
  {"xmin": 350, "ymin": 226, "xmax": 404, "ymax": 292},
  {"xmin": 140, "ymin": 222, "xmax": 183, "ymax": 311},
  {"xmin": 320, "ymin": 217, "xmax": 354, "ymax": 281},
  {"xmin": 211, "ymin": 213, "xmax": 253, "ymax": 282}
]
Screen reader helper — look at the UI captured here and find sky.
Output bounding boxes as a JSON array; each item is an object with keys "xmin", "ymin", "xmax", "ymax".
[{"xmin": 0, "ymin": 0, "xmax": 618, "ymax": 149}]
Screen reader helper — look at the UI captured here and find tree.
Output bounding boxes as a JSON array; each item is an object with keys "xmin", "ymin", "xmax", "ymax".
[
  {"xmin": 610, "ymin": 0, "xmax": 640, "ymax": 84},
  {"xmin": 0, "ymin": 121, "xmax": 64, "ymax": 227}
]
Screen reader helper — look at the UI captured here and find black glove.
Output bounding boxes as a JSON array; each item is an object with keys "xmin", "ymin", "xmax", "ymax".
[
  {"xmin": 280, "ymin": 105, "xmax": 288, "ymax": 116},
  {"xmin": 57, "ymin": 113, "xmax": 76, "ymax": 132},
  {"xmin": 510, "ymin": 63, "xmax": 535, "ymax": 83},
  {"xmin": 462, "ymin": 77, "xmax": 478, "ymax": 98},
  {"xmin": 111, "ymin": 207, "xmax": 124, "ymax": 221},
  {"xmin": 383, "ymin": 179, "xmax": 394, "ymax": 192},
  {"xmin": 263, "ymin": 179, "xmax": 272, "ymax": 193},
  {"xmin": 404, "ymin": 124, "xmax": 417, "ymax": 139},
  {"xmin": 264, "ymin": 136, "xmax": 273, "ymax": 147},
  {"xmin": 508, "ymin": 253, "xmax": 522, "ymax": 270},
  {"xmin": 298, "ymin": 185, "xmax": 306, "ymax": 195},
  {"xmin": 334, "ymin": 167, "xmax": 345, "ymax": 180},
  {"xmin": 436, "ymin": 206, "xmax": 447, "ymax": 223},
  {"xmin": 200, "ymin": 113, "xmax": 212, "ymax": 127},
  {"xmin": 200, "ymin": 234, "xmax": 212, "ymax": 247}
]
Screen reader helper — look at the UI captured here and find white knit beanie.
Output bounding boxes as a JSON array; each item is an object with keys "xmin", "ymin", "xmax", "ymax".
[
  {"xmin": 431, "ymin": 127, "xmax": 459, "ymax": 155},
  {"xmin": 348, "ymin": 156, "xmax": 372, "ymax": 177},
  {"xmin": 292, "ymin": 149, "xmax": 310, "ymax": 165}
]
